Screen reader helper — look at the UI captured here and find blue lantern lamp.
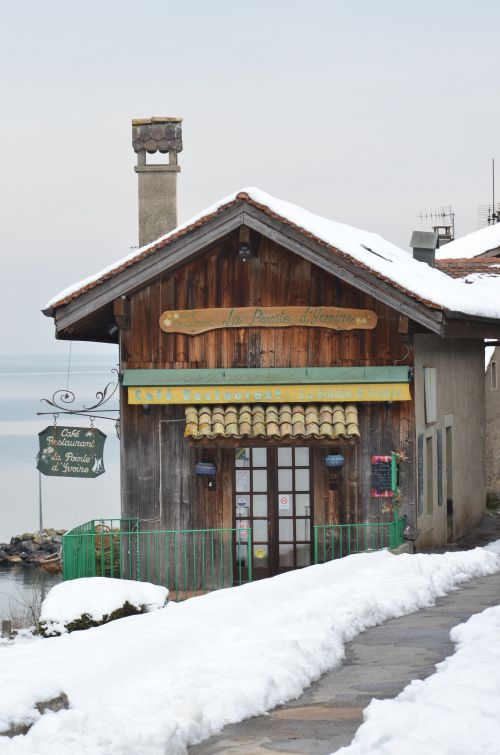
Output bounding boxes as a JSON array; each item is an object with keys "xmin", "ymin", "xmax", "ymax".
[
  {"xmin": 194, "ymin": 460, "xmax": 217, "ymax": 490},
  {"xmin": 325, "ymin": 454, "xmax": 345, "ymax": 469}
]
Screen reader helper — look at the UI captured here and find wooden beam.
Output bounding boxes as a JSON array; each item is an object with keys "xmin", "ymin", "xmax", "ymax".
[
  {"xmin": 114, "ymin": 296, "xmax": 131, "ymax": 330},
  {"xmin": 187, "ymin": 437, "xmax": 358, "ymax": 448},
  {"xmin": 441, "ymin": 318, "xmax": 500, "ymax": 339}
]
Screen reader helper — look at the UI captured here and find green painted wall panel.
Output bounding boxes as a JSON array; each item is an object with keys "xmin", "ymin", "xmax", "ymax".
[{"xmin": 123, "ymin": 366, "xmax": 410, "ymax": 387}]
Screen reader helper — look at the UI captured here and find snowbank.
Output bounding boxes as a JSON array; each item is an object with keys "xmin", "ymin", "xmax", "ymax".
[
  {"xmin": 39, "ymin": 578, "xmax": 168, "ymax": 635},
  {"xmin": 337, "ymin": 600, "xmax": 500, "ymax": 755},
  {"xmin": 1, "ymin": 545, "xmax": 500, "ymax": 754}
]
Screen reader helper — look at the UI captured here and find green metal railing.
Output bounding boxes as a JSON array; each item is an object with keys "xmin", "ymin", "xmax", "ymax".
[
  {"xmin": 62, "ymin": 519, "xmax": 252, "ymax": 601},
  {"xmin": 313, "ymin": 516, "xmax": 406, "ymax": 564},
  {"xmin": 63, "ymin": 516, "xmax": 406, "ymax": 598}
]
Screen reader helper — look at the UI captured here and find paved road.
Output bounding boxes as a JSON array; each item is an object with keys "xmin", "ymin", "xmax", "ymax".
[{"xmin": 189, "ymin": 569, "xmax": 500, "ymax": 755}]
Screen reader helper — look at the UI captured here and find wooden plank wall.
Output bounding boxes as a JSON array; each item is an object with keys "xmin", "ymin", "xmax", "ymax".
[
  {"xmin": 119, "ymin": 232, "xmax": 416, "ymax": 571},
  {"xmin": 121, "ymin": 234, "xmax": 412, "ymax": 370}
]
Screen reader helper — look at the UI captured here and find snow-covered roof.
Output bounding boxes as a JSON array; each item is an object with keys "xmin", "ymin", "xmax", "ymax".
[
  {"xmin": 436, "ymin": 222, "xmax": 500, "ymax": 260},
  {"xmin": 45, "ymin": 187, "xmax": 500, "ymax": 321}
]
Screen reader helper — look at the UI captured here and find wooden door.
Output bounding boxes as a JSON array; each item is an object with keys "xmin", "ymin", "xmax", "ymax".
[{"xmin": 233, "ymin": 446, "xmax": 313, "ymax": 579}]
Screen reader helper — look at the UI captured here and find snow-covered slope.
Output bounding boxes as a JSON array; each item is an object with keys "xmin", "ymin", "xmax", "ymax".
[
  {"xmin": 338, "ymin": 601, "xmax": 500, "ymax": 755},
  {"xmin": 1, "ymin": 545, "xmax": 500, "ymax": 754}
]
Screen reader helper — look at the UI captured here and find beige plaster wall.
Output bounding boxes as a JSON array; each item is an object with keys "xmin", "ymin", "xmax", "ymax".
[
  {"xmin": 413, "ymin": 335, "xmax": 485, "ymax": 550},
  {"xmin": 485, "ymin": 347, "xmax": 500, "ymax": 496}
]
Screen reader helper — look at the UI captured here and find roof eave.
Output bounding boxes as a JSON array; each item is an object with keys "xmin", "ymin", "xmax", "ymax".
[{"xmin": 47, "ymin": 196, "xmax": 450, "ymax": 339}]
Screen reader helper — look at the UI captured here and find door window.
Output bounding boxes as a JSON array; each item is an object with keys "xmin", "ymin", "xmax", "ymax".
[{"xmin": 234, "ymin": 446, "xmax": 312, "ymax": 577}]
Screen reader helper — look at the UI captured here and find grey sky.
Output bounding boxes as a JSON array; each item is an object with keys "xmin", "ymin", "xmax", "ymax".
[{"xmin": 1, "ymin": 0, "xmax": 499, "ymax": 355}]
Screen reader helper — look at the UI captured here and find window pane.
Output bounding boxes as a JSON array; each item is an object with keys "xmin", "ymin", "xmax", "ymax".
[
  {"xmin": 295, "ymin": 468, "xmax": 310, "ymax": 491},
  {"xmin": 278, "ymin": 468, "xmax": 293, "ymax": 490},
  {"xmin": 252, "ymin": 448, "xmax": 268, "ymax": 467},
  {"xmin": 254, "ymin": 544, "xmax": 268, "ymax": 568},
  {"xmin": 296, "ymin": 544, "xmax": 311, "ymax": 566},
  {"xmin": 235, "ymin": 494, "xmax": 250, "ymax": 517},
  {"xmin": 236, "ymin": 469, "xmax": 250, "ymax": 492},
  {"xmin": 253, "ymin": 469, "xmax": 267, "ymax": 492},
  {"xmin": 235, "ymin": 520, "xmax": 250, "ymax": 541},
  {"xmin": 295, "ymin": 493, "xmax": 310, "ymax": 516},
  {"xmin": 236, "ymin": 542, "xmax": 249, "ymax": 566},
  {"xmin": 235, "ymin": 448, "xmax": 250, "ymax": 467},
  {"xmin": 295, "ymin": 518, "xmax": 310, "ymax": 541},
  {"xmin": 279, "ymin": 544, "xmax": 294, "ymax": 567},
  {"xmin": 277, "ymin": 447, "xmax": 292, "ymax": 467},
  {"xmin": 279, "ymin": 519, "xmax": 293, "ymax": 540},
  {"xmin": 253, "ymin": 520, "xmax": 268, "ymax": 541},
  {"xmin": 278, "ymin": 493, "xmax": 293, "ymax": 516},
  {"xmin": 295, "ymin": 447, "xmax": 309, "ymax": 466},
  {"xmin": 253, "ymin": 494, "xmax": 267, "ymax": 517}
]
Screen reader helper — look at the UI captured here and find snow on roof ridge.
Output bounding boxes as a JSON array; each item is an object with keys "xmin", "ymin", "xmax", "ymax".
[
  {"xmin": 436, "ymin": 222, "xmax": 500, "ymax": 260},
  {"xmin": 44, "ymin": 187, "xmax": 500, "ymax": 321}
]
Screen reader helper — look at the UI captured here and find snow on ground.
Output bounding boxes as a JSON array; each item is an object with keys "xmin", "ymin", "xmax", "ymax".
[
  {"xmin": 39, "ymin": 577, "xmax": 168, "ymax": 634},
  {"xmin": 45, "ymin": 187, "xmax": 500, "ymax": 320},
  {"xmin": 337, "ymin": 600, "xmax": 500, "ymax": 755},
  {"xmin": 1, "ymin": 545, "xmax": 500, "ymax": 754}
]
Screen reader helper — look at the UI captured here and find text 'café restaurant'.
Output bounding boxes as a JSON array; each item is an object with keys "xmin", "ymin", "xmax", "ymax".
[{"xmin": 44, "ymin": 118, "xmax": 500, "ymax": 587}]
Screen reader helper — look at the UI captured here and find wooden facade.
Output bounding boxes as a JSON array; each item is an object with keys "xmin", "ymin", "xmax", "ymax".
[
  {"xmin": 117, "ymin": 231, "xmax": 415, "ymax": 578},
  {"xmin": 47, "ymin": 191, "xmax": 500, "ymax": 578}
]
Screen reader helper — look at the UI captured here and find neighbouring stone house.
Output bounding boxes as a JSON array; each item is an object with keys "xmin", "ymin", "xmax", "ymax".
[{"xmin": 436, "ymin": 232, "xmax": 500, "ymax": 506}]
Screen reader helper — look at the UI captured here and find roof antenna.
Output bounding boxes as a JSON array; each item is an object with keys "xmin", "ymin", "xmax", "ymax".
[{"xmin": 492, "ymin": 158, "xmax": 498, "ymax": 225}]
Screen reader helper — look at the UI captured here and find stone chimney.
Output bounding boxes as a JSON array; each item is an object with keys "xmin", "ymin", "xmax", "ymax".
[
  {"xmin": 410, "ymin": 230, "xmax": 439, "ymax": 267},
  {"xmin": 132, "ymin": 117, "xmax": 183, "ymax": 247}
]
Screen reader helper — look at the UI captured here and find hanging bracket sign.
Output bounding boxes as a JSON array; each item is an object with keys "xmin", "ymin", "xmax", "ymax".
[
  {"xmin": 37, "ymin": 425, "xmax": 106, "ymax": 478},
  {"xmin": 159, "ymin": 306, "xmax": 378, "ymax": 335}
]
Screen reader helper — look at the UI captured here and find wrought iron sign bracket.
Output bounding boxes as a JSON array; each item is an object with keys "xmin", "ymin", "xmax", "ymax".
[{"xmin": 37, "ymin": 369, "xmax": 120, "ymax": 422}]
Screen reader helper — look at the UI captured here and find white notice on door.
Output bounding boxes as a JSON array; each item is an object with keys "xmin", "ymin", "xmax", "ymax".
[{"xmin": 278, "ymin": 494, "xmax": 291, "ymax": 510}]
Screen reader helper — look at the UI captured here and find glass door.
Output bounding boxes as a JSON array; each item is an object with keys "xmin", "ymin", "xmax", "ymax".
[
  {"xmin": 233, "ymin": 446, "xmax": 312, "ymax": 578},
  {"xmin": 276, "ymin": 447, "xmax": 312, "ymax": 571},
  {"xmin": 234, "ymin": 447, "xmax": 270, "ymax": 577}
]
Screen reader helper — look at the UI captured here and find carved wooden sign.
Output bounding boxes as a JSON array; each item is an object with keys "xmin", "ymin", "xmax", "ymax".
[{"xmin": 159, "ymin": 306, "xmax": 377, "ymax": 335}]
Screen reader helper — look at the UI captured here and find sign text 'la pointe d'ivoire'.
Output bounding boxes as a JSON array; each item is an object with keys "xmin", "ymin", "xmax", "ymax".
[
  {"xmin": 37, "ymin": 425, "xmax": 106, "ymax": 478},
  {"xmin": 159, "ymin": 306, "xmax": 378, "ymax": 336}
]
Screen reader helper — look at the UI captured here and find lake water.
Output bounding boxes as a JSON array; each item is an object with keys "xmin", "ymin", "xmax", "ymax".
[
  {"xmin": 0, "ymin": 565, "xmax": 62, "ymax": 620},
  {"xmin": 0, "ymin": 353, "xmax": 121, "ymax": 615}
]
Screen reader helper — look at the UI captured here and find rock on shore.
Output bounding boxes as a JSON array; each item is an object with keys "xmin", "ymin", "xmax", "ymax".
[{"xmin": 0, "ymin": 529, "xmax": 66, "ymax": 573}]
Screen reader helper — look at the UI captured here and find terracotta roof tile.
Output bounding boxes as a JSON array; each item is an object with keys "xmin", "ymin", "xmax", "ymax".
[
  {"xmin": 184, "ymin": 403, "xmax": 360, "ymax": 440},
  {"xmin": 435, "ymin": 258, "xmax": 500, "ymax": 279}
]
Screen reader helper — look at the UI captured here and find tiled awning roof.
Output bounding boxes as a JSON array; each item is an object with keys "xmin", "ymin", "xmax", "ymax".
[{"xmin": 184, "ymin": 404, "xmax": 360, "ymax": 440}]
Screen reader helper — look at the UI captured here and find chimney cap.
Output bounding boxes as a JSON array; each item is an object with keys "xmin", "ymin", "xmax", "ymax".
[
  {"xmin": 131, "ymin": 116, "xmax": 183, "ymax": 126},
  {"xmin": 410, "ymin": 230, "xmax": 439, "ymax": 250},
  {"xmin": 132, "ymin": 117, "xmax": 183, "ymax": 154}
]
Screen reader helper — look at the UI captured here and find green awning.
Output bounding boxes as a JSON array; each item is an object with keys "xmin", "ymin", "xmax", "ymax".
[{"xmin": 123, "ymin": 366, "xmax": 410, "ymax": 387}]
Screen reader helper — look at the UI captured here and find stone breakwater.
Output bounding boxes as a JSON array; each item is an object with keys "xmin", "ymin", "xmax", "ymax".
[{"xmin": 0, "ymin": 529, "xmax": 66, "ymax": 573}]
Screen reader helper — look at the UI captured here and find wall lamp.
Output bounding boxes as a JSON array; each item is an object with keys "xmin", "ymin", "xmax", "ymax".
[
  {"xmin": 194, "ymin": 460, "xmax": 217, "ymax": 491},
  {"xmin": 325, "ymin": 454, "xmax": 345, "ymax": 469},
  {"xmin": 237, "ymin": 226, "xmax": 255, "ymax": 263}
]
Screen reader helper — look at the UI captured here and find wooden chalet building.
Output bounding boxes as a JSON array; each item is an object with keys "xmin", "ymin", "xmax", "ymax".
[{"xmin": 44, "ymin": 119, "xmax": 500, "ymax": 587}]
